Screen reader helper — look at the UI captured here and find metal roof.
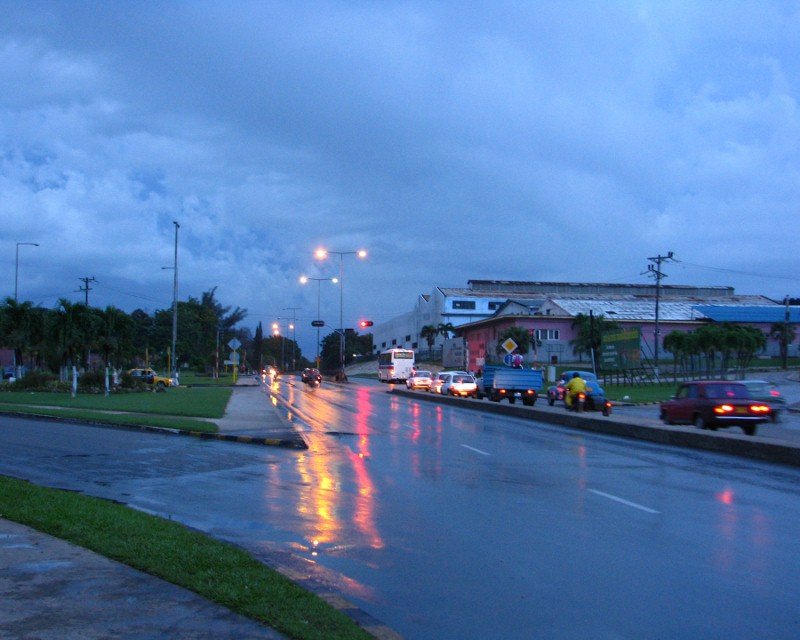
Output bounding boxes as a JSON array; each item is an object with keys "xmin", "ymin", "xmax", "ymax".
[
  {"xmin": 543, "ymin": 296, "xmax": 777, "ymax": 322},
  {"xmin": 693, "ymin": 305, "xmax": 800, "ymax": 323}
]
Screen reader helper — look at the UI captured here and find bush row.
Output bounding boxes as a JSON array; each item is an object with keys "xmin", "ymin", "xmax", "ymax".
[{"xmin": 0, "ymin": 370, "xmax": 155, "ymax": 394}]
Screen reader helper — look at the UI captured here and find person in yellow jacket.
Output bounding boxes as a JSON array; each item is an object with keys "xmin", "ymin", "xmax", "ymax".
[{"xmin": 564, "ymin": 372, "xmax": 587, "ymax": 409}]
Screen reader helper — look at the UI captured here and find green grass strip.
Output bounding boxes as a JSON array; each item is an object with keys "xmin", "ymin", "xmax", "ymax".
[
  {"xmin": 0, "ymin": 386, "xmax": 232, "ymax": 418},
  {"xmin": 0, "ymin": 404, "xmax": 218, "ymax": 433},
  {"xmin": 0, "ymin": 477, "xmax": 373, "ymax": 640}
]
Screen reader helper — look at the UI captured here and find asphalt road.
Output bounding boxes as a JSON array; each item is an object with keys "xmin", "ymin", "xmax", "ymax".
[{"xmin": 3, "ymin": 378, "xmax": 800, "ymax": 639}]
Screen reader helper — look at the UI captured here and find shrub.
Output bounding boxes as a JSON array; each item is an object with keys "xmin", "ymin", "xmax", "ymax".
[
  {"xmin": 78, "ymin": 370, "xmax": 108, "ymax": 392},
  {"xmin": 10, "ymin": 371, "xmax": 58, "ymax": 391}
]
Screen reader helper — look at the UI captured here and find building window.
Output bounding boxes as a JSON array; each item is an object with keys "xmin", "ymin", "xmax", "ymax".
[
  {"xmin": 488, "ymin": 302, "xmax": 502, "ymax": 310},
  {"xmin": 452, "ymin": 300, "xmax": 476, "ymax": 310},
  {"xmin": 534, "ymin": 329, "xmax": 560, "ymax": 341},
  {"xmin": 405, "ymin": 335, "xmax": 411, "ymax": 342}
]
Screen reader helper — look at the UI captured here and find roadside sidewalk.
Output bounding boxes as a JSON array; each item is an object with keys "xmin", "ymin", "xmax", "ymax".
[
  {"xmin": 0, "ymin": 518, "xmax": 288, "ymax": 640},
  {"xmin": 183, "ymin": 376, "xmax": 308, "ymax": 449},
  {"xmin": 0, "ymin": 377, "xmax": 305, "ymax": 640}
]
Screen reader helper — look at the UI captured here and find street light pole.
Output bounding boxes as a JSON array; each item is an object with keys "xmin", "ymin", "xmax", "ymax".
[
  {"xmin": 315, "ymin": 248, "xmax": 366, "ymax": 377},
  {"xmin": 15, "ymin": 242, "xmax": 39, "ymax": 302},
  {"xmin": 171, "ymin": 222, "xmax": 180, "ymax": 384},
  {"xmin": 283, "ymin": 307, "xmax": 301, "ymax": 370},
  {"xmin": 300, "ymin": 276, "xmax": 338, "ymax": 367}
]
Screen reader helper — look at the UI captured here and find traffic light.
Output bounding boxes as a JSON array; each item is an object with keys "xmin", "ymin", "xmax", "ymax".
[{"xmin": 359, "ymin": 320, "xmax": 374, "ymax": 328}]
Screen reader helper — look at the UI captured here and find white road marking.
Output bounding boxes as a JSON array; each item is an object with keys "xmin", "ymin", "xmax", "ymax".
[
  {"xmin": 461, "ymin": 444, "xmax": 490, "ymax": 456},
  {"xmin": 588, "ymin": 489, "xmax": 660, "ymax": 514}
]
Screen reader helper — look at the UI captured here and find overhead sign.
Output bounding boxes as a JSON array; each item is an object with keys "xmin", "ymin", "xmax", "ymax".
[{"xmin": 311, "ymin": 320, "xmax": 325, "ymax": 327}]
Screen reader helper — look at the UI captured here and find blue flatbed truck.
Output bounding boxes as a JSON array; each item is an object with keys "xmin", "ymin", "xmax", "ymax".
[{"xmin": 476, "ymin": 366, "xmax": 544, "ymax": 406}]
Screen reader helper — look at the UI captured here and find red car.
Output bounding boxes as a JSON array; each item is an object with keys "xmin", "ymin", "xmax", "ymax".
[{"xmin": 659, "ymin": 381, "xmax": 771, "ymax": 436}]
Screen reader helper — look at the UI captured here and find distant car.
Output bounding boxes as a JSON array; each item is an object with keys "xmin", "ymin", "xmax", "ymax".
[
  {"xmin": 441, "ymin": 374, "xmax": 478, "ymax": 398},
  {"xmin": 549, "ymin": 370, "xmax": 611, "ymax": 414},
  {"xmin": 429, "ymin": 371, "xmax": 468, "ymax": 394},
  {"xmin": 740, "ymin": 379, "xmax": 787, "ymax": 422},
  {"xmin": 659, "ymin": 380, "xmax": 771, "ymax": 436},
  {"xmin": 430, "ymin": 372, "xmax": 451, "ymax": 394},
  {"xmin": 301, "ymin": 368, "xmax": 322, "ymax": 385},
  {"xmin": 127, "ymin": 368, "xmax": 170, "ymax": 390},
  {"xmin": 406, "ymin": 370, "xmax": 433, "ymax": 390},
  {"xmin": 547, "ymin": 378, "xmax": 567, "ymax": 405}
]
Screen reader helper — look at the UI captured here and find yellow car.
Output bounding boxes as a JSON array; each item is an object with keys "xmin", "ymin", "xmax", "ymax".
[{"xmin": 127, "ymin": 368, "xmax": 171, "ymax": 390}]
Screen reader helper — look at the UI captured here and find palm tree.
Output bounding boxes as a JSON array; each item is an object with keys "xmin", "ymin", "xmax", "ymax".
[
  {"xmin": 0, "ymin": 297, "xmax": 38, "ymax": 374},
  {"xmin": 437, "ymin": 322, "xmax": 455, "ymax": 339},
  {"xmin": 420, "ymin": 325, "xmax": 438, "ymax": 353},
  {"xmin": 769, "ymin": 321, "xmax": 797, "ymax": 366},
  {"xmin": 569, "ymin": 313, "xmax": 619, "ymax": 365}
]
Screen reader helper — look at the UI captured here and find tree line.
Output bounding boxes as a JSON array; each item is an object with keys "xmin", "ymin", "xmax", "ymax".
[{"xmin": 0, "ymin": 288, "xmax": 247, "ymax": 374}]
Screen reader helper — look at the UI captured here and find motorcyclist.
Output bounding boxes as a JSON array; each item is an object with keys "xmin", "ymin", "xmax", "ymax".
[{"xmin": 564, "ymin": 372, "xmax": 587, "ymax": 409}]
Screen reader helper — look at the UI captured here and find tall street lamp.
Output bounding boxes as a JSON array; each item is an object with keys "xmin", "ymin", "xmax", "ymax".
[
  {"xmin": 300, "ymin": 275, "xmax": 338, "ymax": 367},
  {"xmin": 315, "ymin": 248, "xmax": 367, "ymax": 375},
  {"xmin": 15, "ymin": 242, "xmax": 39, "ymax": 302},
  {"xmin": 162, "ymin": 222, "xmax": 180, "ymax": 384},
  {"xmin": 283, "ymin": 307, "xmax": 301, "ymax": 370}
]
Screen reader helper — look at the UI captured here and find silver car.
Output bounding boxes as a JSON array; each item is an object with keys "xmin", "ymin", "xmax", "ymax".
[
  {"xmin": 406, "ymin": 370, "xmax": 433, "ymax": 390},
  {"xmin": 741, "ymin": 379, "xmax": 787, "ymax": 421}
]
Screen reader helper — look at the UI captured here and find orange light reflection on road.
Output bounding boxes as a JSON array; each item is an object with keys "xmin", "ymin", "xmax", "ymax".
[{"xmin": 272, "ymin": 382, "xmax": 384, "ymax": 558}]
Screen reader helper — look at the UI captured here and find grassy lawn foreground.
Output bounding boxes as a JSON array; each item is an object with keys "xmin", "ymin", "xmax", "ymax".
[
  {"xmin": 0, "ymin": 386, "xmax": 232, "ymax": 433},
  {"xmin": 0, "ymin": 477, "xmax": 373, "ymax": 640}
]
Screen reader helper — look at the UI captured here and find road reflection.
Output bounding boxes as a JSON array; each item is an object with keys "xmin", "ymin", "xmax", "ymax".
[{"xmin": 265, "ymin": 379, "xmax": 384, "ymax": 567}]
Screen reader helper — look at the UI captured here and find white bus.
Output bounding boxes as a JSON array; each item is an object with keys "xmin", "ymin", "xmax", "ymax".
[{"xmin": 378, "ymin": 348, "xmax": 415, "ymax": 383}]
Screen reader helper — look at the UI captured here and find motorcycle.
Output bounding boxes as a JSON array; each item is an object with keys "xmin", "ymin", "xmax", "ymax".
[
  {"xmin": 567, "ymin": 391, "xmax": 586, "ymax": 413},
  {"xmin": 566, "ymin": 391, "xmax": 612, "ymax": 416}
]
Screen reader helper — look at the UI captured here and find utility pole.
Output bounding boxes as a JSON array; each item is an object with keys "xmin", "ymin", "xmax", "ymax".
[
  {"xmin": 647, "ymin": 251, "xmax": 675, "ymax": 380},
  {"xmin": 783, "ymin": 295, "xmax": 790, "ymax": 370},
  {"xmin": 78, "ymin": 276, "xmax": 97, "ymax": 305}
]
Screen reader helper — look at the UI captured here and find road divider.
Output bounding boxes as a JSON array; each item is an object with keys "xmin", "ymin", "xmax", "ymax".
[{"xmin": 390, "ymin": 388, "xmax": 800, "ymax": 468}]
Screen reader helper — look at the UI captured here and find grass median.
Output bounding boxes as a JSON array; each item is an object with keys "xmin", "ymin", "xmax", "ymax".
[
  {"xmin": 0, "ymin": 386, "xmax": 232, "ymax": 433},
  {"xmin": 0, "ymin": 476, "xmax": 374, "ymax": 640}
]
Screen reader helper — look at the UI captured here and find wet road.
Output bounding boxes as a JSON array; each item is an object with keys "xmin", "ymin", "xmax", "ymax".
[{"xmin": 3, "ymin": 379, "xmax": 800, "ymax": 639}]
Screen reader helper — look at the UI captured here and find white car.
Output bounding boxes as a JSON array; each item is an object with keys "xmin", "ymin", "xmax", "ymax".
[
  {"xmin": 430, "ymin": 372, "xmax": 451, "ymax": 394},
  {"xmin": 441, "ymin": 374, "xmax": 478, "ymax": 398},
  {"xmin": 406, "ymin": 370, "xmax": 433, "ymax": 390}
]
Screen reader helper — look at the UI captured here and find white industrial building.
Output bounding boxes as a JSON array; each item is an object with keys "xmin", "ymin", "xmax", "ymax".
[{"xmin": 371, "ymin": 279, "xmax": 785, "ymax": 360}]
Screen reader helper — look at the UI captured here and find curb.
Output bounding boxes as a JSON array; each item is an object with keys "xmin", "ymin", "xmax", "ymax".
[
  {"xmin": 390, "ymin": 388, "xmax": 800, "ymax": 468},
  {"xmin": 0, "ymin": 410, "xmax": 309, "ymax": 450},
  {"xmin": 176, "ymin": 430, "xmax": 308, "ymax": 449}
]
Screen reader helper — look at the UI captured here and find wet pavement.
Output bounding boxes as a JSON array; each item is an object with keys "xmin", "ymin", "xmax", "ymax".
[
  {"xmin": 4, "ymin": 370, "xmax": 800, "ymax": 639},
  {"xmin": 0, "ymin": 375, "xmax": 303, "ymax": 640}
]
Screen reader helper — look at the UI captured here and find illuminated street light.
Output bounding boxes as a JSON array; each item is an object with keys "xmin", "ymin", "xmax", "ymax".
[
  {"xmin": 300, "ymin": 275, "xmax": 338, "ymax": 367},
  {"xmin": 314, "ymin": 248, "xmax": 367, "ymax": 375}
]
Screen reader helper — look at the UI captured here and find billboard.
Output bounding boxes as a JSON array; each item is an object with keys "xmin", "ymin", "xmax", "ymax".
[{"xmin": 600, "ymin": 328, "xmax": 641, "ymax": 370}]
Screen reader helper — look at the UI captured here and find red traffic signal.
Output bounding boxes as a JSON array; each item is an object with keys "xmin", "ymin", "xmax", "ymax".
[{"xmin": 359, "ymin": 320, "xmax": 374, "ymax": 328}]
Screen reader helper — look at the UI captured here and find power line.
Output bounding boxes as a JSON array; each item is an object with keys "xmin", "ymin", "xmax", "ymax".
[{"xmin": 676, "ymin": 261, "xmax": 796, "ymax": 281}]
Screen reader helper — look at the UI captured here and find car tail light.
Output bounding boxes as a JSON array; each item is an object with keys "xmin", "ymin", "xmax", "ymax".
[
  {"xmin": 525, "ymin": 390, "xmax": 535, "ymax": 395},
  {"xmin": 770, "ymin": 389, "xmax": 781, "ymax": 398},
  {"xmin": 499, "ymin": 389, "xmax": 507, "ymax": 395},
  {"xmin": 751, "ymin": 404, "xmax": 771, "ymax": 413},
  {"xmin": 714, "ymin": 404, "xmax": 735, "ymax": 415}
]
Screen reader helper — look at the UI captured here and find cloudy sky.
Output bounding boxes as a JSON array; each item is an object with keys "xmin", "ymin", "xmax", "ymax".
[{"xmin": 3, "ymin": 1, "xmax": 800, "ymax": 356}]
